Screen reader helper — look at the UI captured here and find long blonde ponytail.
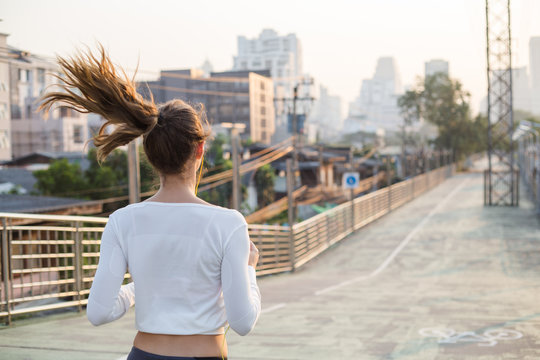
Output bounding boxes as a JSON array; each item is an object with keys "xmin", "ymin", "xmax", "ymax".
[{"xmin": 39, "ymin": 45, "xmax": 158, "ymax": 164}]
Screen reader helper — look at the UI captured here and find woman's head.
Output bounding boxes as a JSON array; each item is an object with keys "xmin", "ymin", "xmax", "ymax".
[
  {"xmin": 39, "ymin": 45, "xmax": 210, "ymax": 178},
  {"xmin": 144, "ymin": 100, "xmax": 208, "ymax": 176}
]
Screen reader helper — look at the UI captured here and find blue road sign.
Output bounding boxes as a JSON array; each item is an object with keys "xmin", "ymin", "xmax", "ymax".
[{"xmin": 343, "ymin": 172, "xmax": 360, "ymax": 189}]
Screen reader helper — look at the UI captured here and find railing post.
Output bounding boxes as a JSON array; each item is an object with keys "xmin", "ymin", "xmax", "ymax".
[
  {"xmin": 2, "ymin": 217, "xmax": 11, "ymax": 325},
  {"xmin": 386, "ymin": 156, "xmax": 392, "ymax": 212},
  {"xmin": 286, "ymin": 159, "xmax": 296, "ymax": 272},
  {"xmin": 516, "ymin": 169, "xmax": 520, "ymax": 207},
  {"xmin": 450, "ymin": 150, "xmax": 454, "ymax": 177},
  {"xmin": 411, "ymin": 154, "xmax": 416, "ymax": 198},
  {"xmin": 536, "ymin": 138, "xmax": 540, "ymax": 215},
  {"xmin": 349, "ymin": 147, "xmax": 355, "ymax": 232},
  {"xmin": 73, "ymin": 221, "xmax": 83, "ymax": 312},
  {"xmin": 425, "ymin": 153, "xmax": 430, "ymax": 189},
  {"xmin": 325, "ymin": 212, "xmax": 331, "ymax": 245}
]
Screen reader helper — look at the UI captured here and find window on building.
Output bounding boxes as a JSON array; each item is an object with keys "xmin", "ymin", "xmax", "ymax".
[
  {"xmin": 0, "ymin": 130, "xmax": 9, "ymax": 149},
  {"xmin": 260, "ymin": 106, "xmax": 266, "ymax": 115},
  {"xmin": 283, "ymin": 39, "xmax": 290, "ymax": 51},
  {"xmin": 241, "ymin": 61, "xmax": 247, "ymax": 70},
  {"xmin": 18, "ymin": 69, "xmax": 27, "ymax": 82},
  {"xmin": 26, "ymin": 105, "xmax": 32, "ymax": 118},
  {"xmin": 261, "ymin": 118, "xmax": 266, "ymax": 127},
  {"xmin": 10, "ymin": 105, "xmax": 21, "ymax": 119},
  {"xmin": 0, "ymin": 104, "xmax": 6, "ymax": 120},
  {"xmin": 60, "ymin": 106, "xmax": 79, "ymax": 118},
  {"xmin": 252, "ymin": 61, "xmax": 261, "ymax": 67},
  {"xmin": 37, "ymin": 68, "xmax": 45, "ymax": 84},
  {"xmin": 260, "ymin": 94, "xmax": 265, "ymax": 102},
  {"xmin": 261, "ymin": 130, "xmax": 267, "ymax": 142},
  {"xmin": 265, "ymin": 60, "xmax": 272, "ymax": 69},
  {"xmin": 260, "ymin": 82, "xmax": 265, "ymax": 90},
  {"xmin": 219, "ymin": 104, "xmax": 233, "ymax": 116},
  {"xmin": 73, "ymin": 125, "xmax": 84, "ymax": 144}
]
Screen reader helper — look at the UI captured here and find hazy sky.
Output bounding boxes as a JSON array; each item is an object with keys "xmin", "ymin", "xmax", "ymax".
[{"xmin": 1, "ymin": 0, "xmax": 539, "ymax": 116}]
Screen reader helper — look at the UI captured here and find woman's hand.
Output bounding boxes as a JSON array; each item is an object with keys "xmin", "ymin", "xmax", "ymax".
[{"xmin": 248, "ymin": 241, "xmax": 259, "ymax": 268}]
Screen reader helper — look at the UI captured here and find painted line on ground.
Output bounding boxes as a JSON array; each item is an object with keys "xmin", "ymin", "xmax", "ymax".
[
  {"xmin": 315, "ymin": 178, "xmax": 470, "ymax": 296},
  {"xmin": 261, "ymin": 302, "xmax": 287, "ymax": 314}
]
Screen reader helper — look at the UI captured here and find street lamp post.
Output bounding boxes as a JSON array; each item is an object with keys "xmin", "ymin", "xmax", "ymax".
[
  {"xmin": 128, "ymin": 138, "xmax": 141, "ymax": 204},
  {"xmin": 222, "ymin": 122, "xmax": 246, "ymax": 211}
]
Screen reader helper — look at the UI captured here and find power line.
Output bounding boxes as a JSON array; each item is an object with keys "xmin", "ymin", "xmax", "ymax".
[
  {"xmin": 197, "ymin": 145, "xmax": 293, "ymax": 192},
  {"xmin": 199, "ymin": 142, "xmax": 292, "ymax": 185}
]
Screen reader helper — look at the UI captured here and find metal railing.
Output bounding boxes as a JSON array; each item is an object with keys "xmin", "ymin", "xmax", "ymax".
[
  {"xmin": 0, "ymin": 164, "xmax": 455, "ymax": 324},
  {"xmin": 291, "ymin": 165, "xmax": 454, "ymax": 269},
  {"xmin": 517, "ymin": 132, "xmax": 539, "ymax": 214}
]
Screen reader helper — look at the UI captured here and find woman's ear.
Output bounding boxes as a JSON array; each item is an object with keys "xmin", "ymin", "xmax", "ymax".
[{"xmin": 196, "ymin": 141, "xmax": 205, "ymax": 159}]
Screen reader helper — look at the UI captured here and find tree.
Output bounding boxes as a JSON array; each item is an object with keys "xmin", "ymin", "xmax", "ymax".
[
  {"xmin": 198, "ymin": 134, "xmax": 234, "ymax": 207},
  {"xmin": 85, "ymin": 148, "xmax": 127, "ymax": 199},
  {"xmin": 139, "ymin": 146, "xmax": 159, "ymax": 193},
  {"xmin": 398, "ymin": 73, "xmax": 487, "ymax": 161},
  {"xmin": 33, "ymin": 159, "xmax": 87, "ymax": 197},
  {"xmin": 254, "ymin": 164, "xmax": 275, "ymax": 208}
]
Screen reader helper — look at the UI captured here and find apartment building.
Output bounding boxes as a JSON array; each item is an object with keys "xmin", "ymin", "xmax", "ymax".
[
  {"xmin": 143, "ymin": 69, "xmax": 275, "ymax": 144},
  {"xmin": 7, "ymin": 44, "xmax": 88, "ymax": 159}
]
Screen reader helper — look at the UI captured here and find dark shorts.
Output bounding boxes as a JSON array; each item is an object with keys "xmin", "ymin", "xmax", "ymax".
[{"xmin": 126, "ymin": 346, "xmax": 226, "ymax": 360}]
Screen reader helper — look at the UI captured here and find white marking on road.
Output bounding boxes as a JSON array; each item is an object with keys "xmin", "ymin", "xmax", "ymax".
[
  {"xmin": 261, "ymin": 302, "xmax": 287, "ymax": 314},
  {"xmin": 315, "ymin": 178, "xmax": 470, "ymax": 296},
  {"xmin": 419, "ymin": 327, "xmax": 522, "ymax": 347},
  {"xmin": 115, "ymin": 356, "xmax": 128, "ymax": 360}
]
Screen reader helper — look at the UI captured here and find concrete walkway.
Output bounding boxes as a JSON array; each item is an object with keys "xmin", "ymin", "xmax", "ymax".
[{"xmin": 1, "ymin": 171, "xmax": 539, "ymax": 360}]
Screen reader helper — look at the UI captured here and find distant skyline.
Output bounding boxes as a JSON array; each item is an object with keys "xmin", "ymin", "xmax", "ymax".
[{"xmin": 1, "ymin": 0, "xmax": 539, "ymax": 116}]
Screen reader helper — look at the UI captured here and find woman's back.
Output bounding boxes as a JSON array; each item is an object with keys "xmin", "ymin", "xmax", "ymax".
[{"xmin": 88, "ymin": 202, "xmax": 260, "ymax": 337}]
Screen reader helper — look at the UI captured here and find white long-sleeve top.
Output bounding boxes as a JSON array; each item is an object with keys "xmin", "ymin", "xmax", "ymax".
[{"xmin": 87, "ymin": 202, "xmax": 261, "ymax": 336}]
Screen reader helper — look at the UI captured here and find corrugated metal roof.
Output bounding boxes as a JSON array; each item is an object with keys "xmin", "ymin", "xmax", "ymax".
[
  {"xmin": 0, "ymin": 194, "xmax": 93, "ymax": 213},
  {"xmin": 0, "ymin": 168, "xmax": 37, "ymax": 193}
]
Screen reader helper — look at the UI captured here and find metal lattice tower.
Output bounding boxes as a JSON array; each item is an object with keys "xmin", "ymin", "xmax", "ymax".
[{"xmin": 485, "ymin": 0, "xmax": 518, "ymax": 206}]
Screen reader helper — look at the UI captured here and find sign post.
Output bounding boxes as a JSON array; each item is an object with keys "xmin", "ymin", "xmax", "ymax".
[{"xmin": 343, "ymin": 170, "xmax": 359, "ymax": 231}]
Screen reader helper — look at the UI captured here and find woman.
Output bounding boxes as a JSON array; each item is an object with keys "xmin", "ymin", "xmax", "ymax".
[{"xmin": 40, "ymin": 46, "xmax": 261, "ymax": 360}]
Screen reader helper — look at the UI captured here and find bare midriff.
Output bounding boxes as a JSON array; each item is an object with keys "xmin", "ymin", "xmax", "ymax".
[{"xmin": 133, "ymin": 331, "xmax": 227, "ymax": 357}]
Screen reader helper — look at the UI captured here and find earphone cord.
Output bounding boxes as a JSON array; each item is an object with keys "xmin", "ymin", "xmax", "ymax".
[
  {"xmin": 220, "ymin": 325, "xmax": 230, "ymax": 360},
  {"xmin": 195, "ymin": 154, "xmax": 204, "ymax": 195}
]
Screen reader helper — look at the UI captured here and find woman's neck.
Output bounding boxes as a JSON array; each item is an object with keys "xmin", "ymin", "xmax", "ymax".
[{"xmin": 145, "ymin": 172, "xmax": 205, "ymax": 204}]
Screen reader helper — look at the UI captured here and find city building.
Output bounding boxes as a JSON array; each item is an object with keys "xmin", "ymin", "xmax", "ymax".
[
  {"xmin": 307, "ymin": 85, "xmax": 343, "ymax": 142},
  {"xmin": 530, "ymin": 36, "xmax": 540, "ymax": 115},
  {"xmin": 233, "ymin": 29, "xmax": 302, "ymax": 85},
  {"xmin": 142, "ymin": 69, "xmax": 275, "ymax": 144},
  {"xmin": 424, "ymin": 59, "xmax": 449, "ymax": 78},
  {"xmin": 7, "ymin": 45, "xmax": 89, "ymax": 159},
  {"xmin": 232, "ymin": 29, "xmax": 309, "ymax": 141},
  {"xmin": 0, "ymin": 33, "xmax": 11, "ymax": 162},
  {"xmin": 512, "ymin": 66, "xmax": 531, "ymax": 112},
  {"xmin": 344, "ymin": 57, "xmax": 403, "ymax": 134}
]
